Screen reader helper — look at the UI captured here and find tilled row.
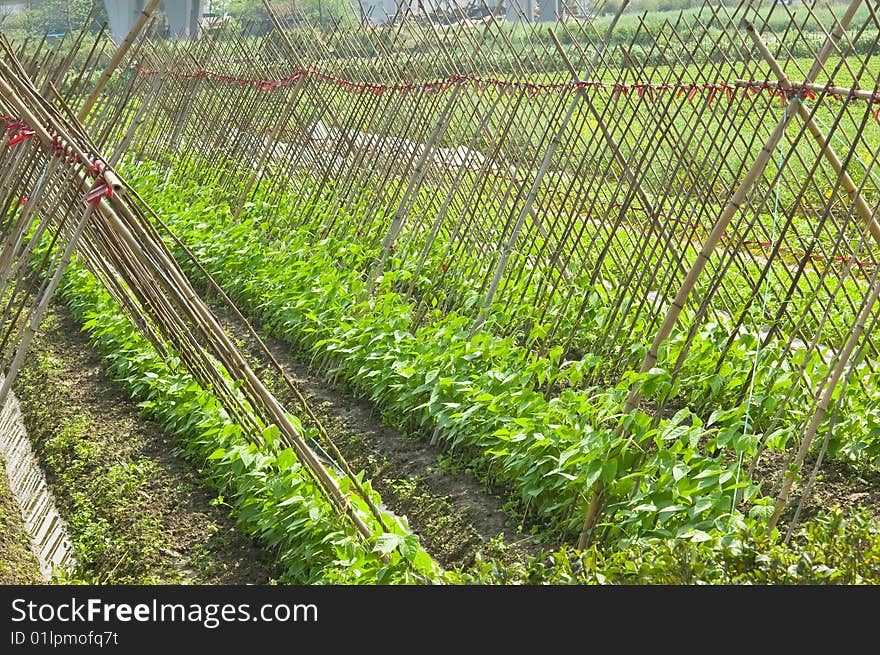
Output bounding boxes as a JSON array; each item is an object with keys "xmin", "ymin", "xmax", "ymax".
[{"xmin": 10, "ymin": 303, "xmax": 280, "ymax": 584}]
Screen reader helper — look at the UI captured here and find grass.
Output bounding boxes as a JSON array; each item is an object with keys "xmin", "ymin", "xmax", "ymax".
[{"xmin": 16, "ymin": 351, "xmax": 178, "ymax": 584}]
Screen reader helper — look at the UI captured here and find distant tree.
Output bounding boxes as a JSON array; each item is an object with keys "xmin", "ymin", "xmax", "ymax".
[
  {"xmin": 7, "ymin": 0, "xmax": 101, "ymax": 35},
  {"xmin": 226, "ymin": 0, "xmax": 355, "ymax": 25}
]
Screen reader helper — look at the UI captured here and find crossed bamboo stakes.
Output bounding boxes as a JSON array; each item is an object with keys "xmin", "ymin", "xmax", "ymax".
[
  {"xmin": 0, "ymin": 39, "xmax": 391, "ymax": 561},
  {"xmin": 3, "ymin": 0, "xmax": 880, "ymax": 552}
]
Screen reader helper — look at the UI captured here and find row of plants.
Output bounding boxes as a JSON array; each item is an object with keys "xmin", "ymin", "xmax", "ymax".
[
  {"xmin": 131, "ymin": 160, "xmax": 880, "ymax": 474},
  {"xmin": 125, "ymin": 163, "xmax": 785, "ymax": 547},
  {"xmin": 465, "ymin": 506, "xmax": 880, "ymax": 584},
  {"xmin": 164, "ymin": 145, "xmax": 874, "ymax": 378},
  {"xmin": 7, "ymin": 179, "xmax": 878, "ymax": 587},
  {"xmin": 118, "ymin": 156, "xmax": 879, "ymax": 569},
  {"xmin": 9, "ymin": 298, "xmax": 880, "ymax": 585},
  {"xmin": 52, "ymin": 256, "xmax": 442, "ymax": 584}
]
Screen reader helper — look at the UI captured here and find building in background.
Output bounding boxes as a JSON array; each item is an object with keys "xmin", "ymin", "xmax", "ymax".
[{"xmin": 103, "ymin": 0, "xmax": 202, "ymax": 43}]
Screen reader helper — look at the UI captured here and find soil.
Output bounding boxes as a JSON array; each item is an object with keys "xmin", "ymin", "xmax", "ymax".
[
  {"xmin": 0, "ymin": 456, "xmax": 43, "ymax": 584},
  {"xmin": 11, "ymin": 303, "xmax": 280, "ymax": 584},
  {"xmin": 746, "ymin": 446, "xmax": 880, "ymax": 529},
  {"xmin": 802, "ymin": 461, "xmax": 880, "ymax": 520},
  {"xmin": 210, "ymin": 304, "xmax": 545, "ymax": 572}
]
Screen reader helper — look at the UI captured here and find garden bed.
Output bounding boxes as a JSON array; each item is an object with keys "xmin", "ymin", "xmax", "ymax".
[{"xmin": 11, "ymin": 304, "xmax": 280, "ymax": 584}]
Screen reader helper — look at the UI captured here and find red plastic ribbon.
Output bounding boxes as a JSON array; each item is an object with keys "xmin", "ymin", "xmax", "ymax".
[
  {"xmin": 7, "ymin": 128, "xmax": 34, "ymax": 146},
  {"xmin": 117, "ymin": 65, "xmax": 880, "ymax": 111},
  {"xmin": 84, "ymin": 180, "xmax": 113, "ymax": 205}
]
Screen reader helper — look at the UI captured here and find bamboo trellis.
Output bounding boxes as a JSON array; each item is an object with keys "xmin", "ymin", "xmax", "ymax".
[
  {"xmin": 5, "ymin": 0, "xmax": 880, "ymax": 549},
  {"xmin": 0, "ymin": 31, "xmax": 405, "ymax": 566}
]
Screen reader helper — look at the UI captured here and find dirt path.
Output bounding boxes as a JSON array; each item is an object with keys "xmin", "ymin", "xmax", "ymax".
[
  {"xmin": 212, "ymin": 306, "xmax": 544, "ymax": 571},
  {"xmin": 12, "ymin": 304, "xmax": 279, "ymax": 584}
]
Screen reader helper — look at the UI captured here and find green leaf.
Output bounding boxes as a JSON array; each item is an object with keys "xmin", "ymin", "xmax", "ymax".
[
  {"xmin": 584, "ymin": 460, "xmax": 603, "ymax": 489},
  {"xmin": 600, "ymin": 459, "xmax": 618, "ymax": 483},
  {"xmin": 672, "ymin": 462, "xmax": 689, "ymax": 482},
  {"xmin": 276, "ymin": 448, "xmax": 296, "ymax": 471},
  {"xmin": 373, "ymin": 532, "xmax": 406, "ymax": 556},
  {"xmin": 400, "ymin": 534, "xmax": 421, "ymax": 560},
  {"xmin": 749, "ymin": 504, "xmax": 776, "ymax": 521},
  {"xmin": 692, "ymin": 496, "xmax": 714, "ymax": 515},
  {"xmin": 261, "ymin": 424, "xmax": 282, "ymax": 447},
  {"xmin": 657, "ymin": 504, "xmax": 687, "ymax": 515},
  {"xmin": 277, "ymin": 494, "xmax": 305, "ymax": 507},
  {"xmin": 687, "ymin": 529, "xmax": 713, "ymax": 543}
]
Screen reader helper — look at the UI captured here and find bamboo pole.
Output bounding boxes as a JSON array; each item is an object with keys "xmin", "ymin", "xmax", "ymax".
[
  {"xmin": 0, "ymin": 77, "xmax": 97, "ymax": 406},
  {"xmin": 77, "ymin": 0, "xmax": 161, "ymax": 123},
  {"xmin": 366, "ymin": 83, "xmax": 464, "ymax": 293},
  {"xmin": 471, "ymin": 87, "xmax": 583, "ymax": 334},
  {"xmin": 587, "ymin": 0, "xmax": 630, "ymax": 78},
  {"xmin": 624, "ymin": 1, "xmax": 860, "ymax": 410},
  {"xmin": 233, "ymin": 74, "xmax": 307, "ymax": 219},
  {"xmin": 767, "ymin": 268, "xmax": 880, "ymax": 533},
  {"xmin": 404, "ymin": 89, "xmax": 506, "ymax": 302},
  {"xmin": 0, "ymin": 159, "xmax": 62, "ymax": 297},
  {"xmin": 0, "ymin": 200, "xmax": 95, "ymax": 409},
  {"xmin": 744, "ymin": 20, "xmax": 880, "ymax": 248},
  {"xmin": 96, "ymin": 177, "xmax": 381, "ymax": 550},
  {"xmin": 2, "ymin": 53, "xmax": 383, "ymax": 554},
  {"xmin": 576, "ymin": 0, "xmax": 863, "ymax": 550},
  {"xmin": 549, "ymin": 29, "xmax": 686, "ymax": 279}
]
